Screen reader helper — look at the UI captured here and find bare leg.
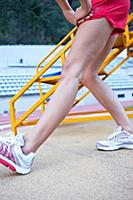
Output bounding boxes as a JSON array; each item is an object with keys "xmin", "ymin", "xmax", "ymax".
[
  {"xmin": 23, "ymin": 18, "xmax": 113, "ymax": 154},
  {"xmin": 81, "ymin": 35, "xmax": 133, "ymax": 133}
]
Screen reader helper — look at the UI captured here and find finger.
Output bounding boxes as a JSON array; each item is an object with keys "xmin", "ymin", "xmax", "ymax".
[
  {"xmin": 77, "ymin": 14, "xmax": 91, "ymax": 23},
  {"xmin": 76, "ymin": 13, "xmax": 93, "ymax": 26},
  {"xmin": 77, "ymin": 18, "xmax": 85, "ymax": 24},
  {"xmin": 76, "ymin": 19, "xmax": 85, "ymax": 26},
  {"xmin": 84, "ymin": 12, "xmax": 93, "ymax": 20}
]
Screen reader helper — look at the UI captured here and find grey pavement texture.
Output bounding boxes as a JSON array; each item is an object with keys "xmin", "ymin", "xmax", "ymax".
[{"xmin": 0, "ymin": 119, "xmax": 133, "ymax": 200}]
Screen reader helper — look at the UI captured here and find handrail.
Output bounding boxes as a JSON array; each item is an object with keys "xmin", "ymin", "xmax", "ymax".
[
  {"xmin": 10, "ymin": 13, "xmax": 133, "ymax": 134},
  {"xmin": 126, "ymin": 12, "xmax": 133, "ymax": 24},
  {"xmin": 10, "ymin": 27, "xmax": 76, "ymax": 133},
  {"xmin": 10, "ymin": 40, "xmax": 73, "ymax": 104},
  {"xmin": 36, "ymin": 27, "xmax": 77, "ymax": 73}
]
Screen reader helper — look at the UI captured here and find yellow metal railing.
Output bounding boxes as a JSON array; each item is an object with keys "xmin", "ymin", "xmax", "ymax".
[
  {"xmin": 10, "ymin": 13, "xmax": 133, "ymax": 134},
  {"xmin": 10, "ymin": 27, "xmax": 77, "ymax": 134}
]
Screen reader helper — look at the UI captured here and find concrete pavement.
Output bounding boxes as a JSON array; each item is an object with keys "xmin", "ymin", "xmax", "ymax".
[{"xmin": 0, "ymin": 120, "xmax": 133, "ymax": 200}]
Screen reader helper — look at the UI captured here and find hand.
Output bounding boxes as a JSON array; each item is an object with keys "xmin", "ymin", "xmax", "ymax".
[
  {"xmin": 63, "ymin": 9, "xmax": 77, "ymax": 25},
  {"xmin": 74, "ymin": 6, "xmax": 92, "ymax": 24}
]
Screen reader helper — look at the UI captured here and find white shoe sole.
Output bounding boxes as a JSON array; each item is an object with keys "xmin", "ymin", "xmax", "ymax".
[
  {"xmin": 96, "ymin": 144, "xmax": 133, "ymax": 151},
  {"xmin": 0, "ymin": 154, "xmax": 31, "ymax": 175}
]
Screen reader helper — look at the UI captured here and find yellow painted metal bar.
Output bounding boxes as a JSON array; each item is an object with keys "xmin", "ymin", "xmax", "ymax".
[
  {"xmin": 15, "ymin": 108, "xmax": 133, "ymax": 127},
  {"xmin": 126, "ymin": 13, "xmax": 133, "ymax": 24},
  {"xmin": 70, "ymin": 32, "xmax": 75, "ymax": 40},
  {"xmin": 10, "ymin": 13, "xmax": 133, "ymax": 133},
  {"xmin": 21, "ymin": 120, "xmax": 39, "ymax": 126},
  {"xmin": 10, "ymin": 33, "xmax": 74, "ymax": 133},
  {"xmin": 14, "ymin": 82, "xmax": 60, "ymax": 129},
  {"xmin": 10, "ymin": 101, "xmax": 17, "ymax": 134},
  {"xmin": 16, "ymin": 112, "xmax": 133, "ymax": 127},
  {"xmin": 125, "ymin": 25, "xmax": 130, "ymax": 44},
  {"xmin": 73, "ymin": 47, "xmax": 126, "ymax": 107},
  {"xmin": 36, "ymin": 27, "xmax": 77, "ymax": 72},
  {"xmin": 107, "ymin": 55, "xmax": 130, "ymax": 76},
  {"xmin": 126, "ymin": 38, "xmax": 133, "ymax": 48},
  {"xmin": 18, "ymin": 105, "xmax": 133, "ymax": 127},
  {"xmin": 69, "ymin": 107, "xmax": 133, "ymax": 116},
  {"xmin": 62, "ymin": 113, "xmax": 133, "ymax": 124},
  {"xmin": 74, "ymin": 91, "xmax": 90, "ymax": 106},
  {"xmin": 10, "ymin": 40, "xmax": 72, "ymax": 104},
  {"xmin": 60, "ymin": 53, "xmax": 66, "ymax": 65},
  {"xmin": 124, "ymin": 13, "xmax": 133, "ymax": 45},
  {"xmin": 11, "ymin": 49, "xmax": 132, "ymax": 132},
  {"xmin": 35, "ymin": 29, "xmax": 76, "ymax": 113},
  {"xmin": 98, "ymin": 47, "xmax": 124, "ymax": 74},
  {"xmin": 39, "ymin": 75, "xmax": 61, "ymax": 83},
  {"xmin": 70, "ymin": 21, "xmax": 133, "ymax": 108},
  {"xmin": 38, "ymin": 82, "xmax": 45, "ymax": 112}
]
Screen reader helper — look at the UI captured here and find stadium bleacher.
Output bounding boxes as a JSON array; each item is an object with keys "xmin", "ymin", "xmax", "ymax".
[
  {"xmin": 0, "ymin": 69, "xmax": 133, "ymax": 97},
  {"xmin": 0, "ymin": 56, "xmax": 133, "ymax": 98},
  {"xmin": 0, "ymin": 74, "xmax": 49, "ymax": 97},
  {"xmin": 105, "ymin": 74, "xmax": 133, "ymax": 90}
]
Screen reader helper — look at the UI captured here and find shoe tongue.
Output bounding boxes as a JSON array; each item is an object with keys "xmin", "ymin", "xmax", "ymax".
[
  {"xmin": 115, "ymin": 126, "xmax": 123, "ymax": 133},
  {"xmin": 108, "ymin": 126, "xmax": 123, "ymax": 141},
  {"xmin": 15, "ymin": 134, "xmax": 25, "ymax": 147}
]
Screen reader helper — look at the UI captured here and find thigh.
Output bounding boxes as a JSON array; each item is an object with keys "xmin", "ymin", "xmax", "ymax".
[
  {"xmin": 81, "ymin": 34, "xmax": 118, "ymax": 82},
  {"xmin": 64, "ymin": 18, "xmax": 114, "ymax": 78}
]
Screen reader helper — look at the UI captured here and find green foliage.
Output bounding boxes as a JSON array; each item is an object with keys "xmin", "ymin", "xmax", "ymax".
[
  {"xmin": 0, "ymin": 0, "xmax": 79, "ymax": 44},
  {"xmin": 0, "ymin": 0, "xmax": 132, "ymax": 45},
  {"xmin": 131, "ymin": 0, "xmax": 133, "ymax": 12}
]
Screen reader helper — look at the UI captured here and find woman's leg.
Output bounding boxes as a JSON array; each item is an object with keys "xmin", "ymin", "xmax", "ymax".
[
  {"xmin": 81, "ymin": 35, "xmax": 133, "ymax": 133},
  {"xmin": 23, "ymin": 18, "xmax": 114, "ymax": 154}
]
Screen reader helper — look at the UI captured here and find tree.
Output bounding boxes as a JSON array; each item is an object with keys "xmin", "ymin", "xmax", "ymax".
[
  {"xmin": 0, "ymin": 0, "xmax": 78, "ymax": 44},
  {"xmin": 0, "ymin": 0, "xmax": 132, "ymax": 45},
  {"xmin": 131, "ymin": 0, "xmax": 133, "ymax": 12}
]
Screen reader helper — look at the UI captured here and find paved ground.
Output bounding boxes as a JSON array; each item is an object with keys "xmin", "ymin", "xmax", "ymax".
[{"xmin": 0, "ymin": 120, "xmax": 133, "ymax": 200}]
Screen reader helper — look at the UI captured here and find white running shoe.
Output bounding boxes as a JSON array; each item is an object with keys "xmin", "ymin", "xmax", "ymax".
[
  {"xmin": 0, "ymin": 133, "xmax": 35, "ymax": 174},
  {"xmin": 96, "ymin": 126, "xmax": 133, "ymax": 151}
]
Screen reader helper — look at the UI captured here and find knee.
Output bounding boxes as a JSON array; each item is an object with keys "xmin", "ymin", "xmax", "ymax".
[
  {"xmin": 81, "ymin": 69, "xmax": 98, "ymax": 85},
  {"xmin": 61, "ymin": 59, "xmax": 83, "ymax": 82},
  {"xmin": 61, "ymin": 50, "xmax": 98, "ymax": 83},
  {"xmin": 61, "ymin": 70, "xmax": 80, "ymax": 85}
]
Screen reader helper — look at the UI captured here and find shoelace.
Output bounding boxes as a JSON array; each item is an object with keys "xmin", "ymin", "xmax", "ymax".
[
  {"xmin": 0, "ymin": 133, "xmax": 20, "ymax": 160},
  {"xmin": 108, "ymin": 126, "xmax": 124, "ymax": 141},
  {"xmin": 0, "ymin": 132, "xmax": 16, "ymax": 145},
  {"xmin": 1, "ymin": 141, "xmax": 15, "ymax": 162},
  {"xmin": 3, "ymin": 142, "xmax": 11, "ymax": 154}
]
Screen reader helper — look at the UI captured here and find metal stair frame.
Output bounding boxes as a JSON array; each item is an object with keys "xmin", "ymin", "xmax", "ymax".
[{"xmin": 10, "ymin": 14, "xmax": 133, "ymax": 134}]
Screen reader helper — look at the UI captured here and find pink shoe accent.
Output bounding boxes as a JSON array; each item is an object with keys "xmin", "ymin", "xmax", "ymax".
[
  {"xmin": 0, "ymin": 159, "xmax": 8, "ymax": 167},
  {"xmin": 0, "ymin": 159, "xmax": 16, "ymax": 172}
]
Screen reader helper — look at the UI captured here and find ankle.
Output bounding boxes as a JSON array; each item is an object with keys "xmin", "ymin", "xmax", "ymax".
[
  {"xmin": 22, "ymin": 145, "xmax": 32, "ymax": 155},
  {"xmin": 22, "ymin": 135, "xmax": 35, "ymax": 155},
  {"xmin": 122, "ymin": 126, "xmax": 133, "ymax": 134}
]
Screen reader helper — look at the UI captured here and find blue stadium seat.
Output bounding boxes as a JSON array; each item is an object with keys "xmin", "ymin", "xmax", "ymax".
[{"xmin": 0, "ymin": 74, "xmax": 48, "ymax": 97}]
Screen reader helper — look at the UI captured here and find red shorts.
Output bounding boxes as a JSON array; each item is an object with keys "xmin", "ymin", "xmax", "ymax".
[{"xmin": 81, "ymin": 0, "xmax": 130, "ymax": 35}]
